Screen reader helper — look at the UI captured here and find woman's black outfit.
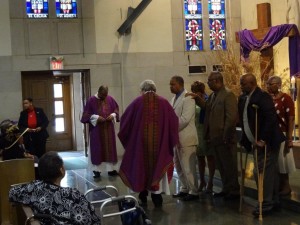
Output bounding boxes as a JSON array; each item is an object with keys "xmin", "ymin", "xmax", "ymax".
[{"xmin": 18, "ymin": 107, "xmax": 49, "ymax": 158}]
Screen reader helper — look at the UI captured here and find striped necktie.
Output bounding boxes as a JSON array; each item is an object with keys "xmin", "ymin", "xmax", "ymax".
[{"xmin": 243, "ymin": 96, "xmax": 255, "ymax": 143}]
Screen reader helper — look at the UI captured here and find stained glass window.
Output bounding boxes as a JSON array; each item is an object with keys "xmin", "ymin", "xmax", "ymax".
[
  {"xmin": 26, "ymin": 0, "xmax": 49, "ymax": 18},
  {"xmin": 56, "ymin": 0, "xmax": 78, "ymax": 18},
  {"xmin": 208, "ymin": 0, "xmax": 226, "ymax": 50},
  {"xmin": 184, "ymin": 0, "xmax": 203, "ymax": 51}
]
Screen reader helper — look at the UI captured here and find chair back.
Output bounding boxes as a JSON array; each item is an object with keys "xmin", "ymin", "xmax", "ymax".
[
  {"xmin": 23, "ymin": 205, "xmax": 41, "ymax": 225},
  {"xmin": 0, "ymin": 159, "xmax": 35, "ymax": 224}
]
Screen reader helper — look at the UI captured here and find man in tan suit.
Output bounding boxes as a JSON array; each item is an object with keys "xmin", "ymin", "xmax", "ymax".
[
  {"xmin": 170, "ymin": 76, "xmax": 199, "ymax": 201},
  {"xmin": 200, "ymin": 72, "xmax": 239, "ymax": 199}
]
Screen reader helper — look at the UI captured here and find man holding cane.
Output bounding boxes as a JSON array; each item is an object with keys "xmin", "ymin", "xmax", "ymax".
[{"xmin": 238, "ymin": 74, "xmax": 285, "ymax": 217}]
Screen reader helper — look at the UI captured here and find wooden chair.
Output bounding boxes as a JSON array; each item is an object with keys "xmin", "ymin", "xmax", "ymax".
[
  {"xmin": 22, "ymin": 205, "xmax": 41, "ymax": 225},
  {"xmin": 0, "ymin": 159, "xmax": 35, "ymax": 225},
  {"xmin": 7, "ymin": 204, "xmax": 41, "ymax": 225},
  {"xmin": 9, "ymin": 184, "xmax": 42, "ymax": 225}
]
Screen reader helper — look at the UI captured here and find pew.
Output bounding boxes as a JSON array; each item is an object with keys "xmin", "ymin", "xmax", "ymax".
[{"xmin": 0, "ymin": 159, "xmax": 35, "ymax": 224}]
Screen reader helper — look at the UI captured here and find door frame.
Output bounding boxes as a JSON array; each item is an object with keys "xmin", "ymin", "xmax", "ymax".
[{"xmin": 21, "ymin": 69, "xmax": 91, "ymax": 155}]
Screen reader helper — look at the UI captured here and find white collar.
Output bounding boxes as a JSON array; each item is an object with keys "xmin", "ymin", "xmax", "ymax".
[{"xmin": 94, "ymin": 93, "xmax": 99, "ymax": 99}]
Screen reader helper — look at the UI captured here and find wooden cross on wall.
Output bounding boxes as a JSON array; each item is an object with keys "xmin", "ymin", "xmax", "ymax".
[{"xmin": 236, "ymin": 3, "xmax": 297, "ymax": 85}]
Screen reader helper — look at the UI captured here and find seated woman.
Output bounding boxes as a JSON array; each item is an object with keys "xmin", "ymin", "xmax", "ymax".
[
  {"xmin": 0, "ymin": 119, "xmax": 34, "ymax": 161},
  {"xmin": 9, "ymin": 151, "xmax": 101, "ymax": 225}
]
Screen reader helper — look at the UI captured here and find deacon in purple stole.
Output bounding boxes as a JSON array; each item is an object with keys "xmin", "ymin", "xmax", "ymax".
[
  {"xmin": 81, "ymin": 86, "xmax": 119, "ymax": 178},
  {"xmin": 118, "ymin": 80, "xmax": 179, "ymax": 207}
]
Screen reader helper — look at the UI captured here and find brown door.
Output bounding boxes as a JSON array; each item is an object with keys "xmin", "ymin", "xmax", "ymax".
[{"xmin": 21, "ymin": 71, "xmax": 73, "ymax": 151}]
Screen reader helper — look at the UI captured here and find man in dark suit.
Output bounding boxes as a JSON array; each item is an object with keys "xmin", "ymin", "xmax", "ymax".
[
  {"xmin": 198, "ymin": 71, "xmax": 240, "ymax": 199},
  {"xmin": 238, "ymin": 73, "xmax": 285, "ymax": 216},
  {"xmin": 18, "ymin": 97, "xmax": 49, "ymax": 158}
]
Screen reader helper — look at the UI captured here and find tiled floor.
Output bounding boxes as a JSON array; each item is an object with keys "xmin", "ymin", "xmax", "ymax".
[{"xmin": 59, "ymin": 152, "xmax": 300, "ymax": 225}]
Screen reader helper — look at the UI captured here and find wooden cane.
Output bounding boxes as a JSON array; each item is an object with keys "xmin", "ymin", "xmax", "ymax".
[
  {"xmin": 252, "ymin": 104, "xmax": 263, "ymax": 221},
  {"xmin": 252, "ymin": 104, "xmax": 267, "ymax": 221},
  {"xmin": 258, "ymin": 146, "xmax": 267, "ymax": 221},
  {"xmin": 239, "ymin": 149, "xmax": 248, "ymax": 213},
  {"xmin": 239, "ymin": 148, "xmax": 243, "ymax": 213}
]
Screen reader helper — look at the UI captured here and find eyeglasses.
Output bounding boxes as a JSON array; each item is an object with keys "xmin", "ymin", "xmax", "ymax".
[
  {"xmin": 266, "ymin": 83, "xmax": 278, "ymax": 86},
  {"xmin": 207, "ymin": 79, "xmax": 216, "ymax": 84}
]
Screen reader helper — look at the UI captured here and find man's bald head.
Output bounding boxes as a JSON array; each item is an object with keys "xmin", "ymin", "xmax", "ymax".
[
  {"xmin": 97, "ymin": 85, "xmax": 108, "ymax": 100},
  {"xmin": 240, "ymin": 73, "xmax": 257, "ymax": 94}
]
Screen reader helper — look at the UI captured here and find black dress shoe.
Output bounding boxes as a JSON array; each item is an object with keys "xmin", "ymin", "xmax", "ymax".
[
  {"xmin": 252, "ymin": 208, "xmax": 273, "ymax": 217},
  {"xmin": 172, "ymin": 192, "xmax": 188, "ymax": 198},
  {"xmin": 93, "ymin": 171, "xmax": 101, "ymax": 178},
  {"xmin": 151, "ymin": 193, "xmax": 163, "ymax": 207},
  {"xmin": 273, "ymin": 203, "xmax": 282, "ymax": 212},
  {"xmin": 213, "ymin": 191, "xmax": 228, "ymax": 198},
  {"xmin": 182, "ymin": 194, "xmax": 199, "ymax": 201},
  {"xmin": 138, "ymin": 190, "xmax": 148, "ymax": 206},
  {"xmin": 108, "ymin": 170, "xmax": 119, "ymax": 176}
]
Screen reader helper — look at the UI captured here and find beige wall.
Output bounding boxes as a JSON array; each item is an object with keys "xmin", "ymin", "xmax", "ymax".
[
  {"xmin": 0, "ymin": 0, "xmax": 12, "ymax": 56},
  {"xmin": 0, "ymin": 0, "xmax": 242, "ymax": 121},
  {"xmin": 0, "ymin": 0, "xmax": 241, "ymax": 132},
  {"xmin": 94, "ymin": 0, "xmax": 173, "ymax": 53},
  {"xmin": 0, "ymin": 0, "xmax": 242, "ymax": 115},
  {"xmin": 0, "ymin": 0, "xmax": 297, "ymax": 147}
]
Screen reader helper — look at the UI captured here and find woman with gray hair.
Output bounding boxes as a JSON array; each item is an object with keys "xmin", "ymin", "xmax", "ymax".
[
  {"xmin": 267, "ymin": 75, "xmax": 296, "ymax": 196},
  {"xmin": 118, "ymin": 79, "xmax": 179, "ymax": 207},
  {"xmin": 140, "ymin": 79, "xmax": 157, "ymax": 93}
]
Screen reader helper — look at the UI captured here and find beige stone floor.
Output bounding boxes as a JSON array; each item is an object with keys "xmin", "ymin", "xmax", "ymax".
[{"xmin": 59, "ymin": 151, "xmax": 300, "ymax": 225}]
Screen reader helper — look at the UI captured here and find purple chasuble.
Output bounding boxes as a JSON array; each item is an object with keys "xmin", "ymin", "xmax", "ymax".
[
  {"xmin": 239, "ymin": 24, "xmax": 300, "ymax": 77},
  {"xmin": 118, "ymin": 92, "xmax": 179, "ymax": 192},
  {"xmin": 81, "ymin": 95, "xmax": 119, "ymax": 165}
]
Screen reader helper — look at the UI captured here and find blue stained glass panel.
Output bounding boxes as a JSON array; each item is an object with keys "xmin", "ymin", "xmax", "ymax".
[
  {"xmin": 185, "ymin": 19, "xmax": 203, "ymax": 51},
  {"xmin": 184, "ymin": 0, "xmax": 203, "ymax": 51},
  {"xmin": 26, "ymin": 0, "xmax": 49, "ymax": 18},
  {"xmin": 209, "ymin": 19, "xmax": 226, "ymax": 50},
  {"xmin": 208, "ymin": 0, "xmax": 226, "ymax": 19},
  {"xmin": 208, "ymin": 0, "xmax": 226, "ymax": 50},
  {"xmin": 184, "ymin": 0, "xmax": 202, "ymax": 18},
  {"xmin": 56, "ymin": 0, "xmax": 78, "ymax": 18}
]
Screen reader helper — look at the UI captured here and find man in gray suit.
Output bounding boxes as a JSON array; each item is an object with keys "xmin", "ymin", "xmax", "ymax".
[
  {"xmin": 199, "ymin": 71, "xmax": 239, "ymax": 199},
  {"xmin": 170, "ymin": 76, "xmax": 199, "ymax": 201}
]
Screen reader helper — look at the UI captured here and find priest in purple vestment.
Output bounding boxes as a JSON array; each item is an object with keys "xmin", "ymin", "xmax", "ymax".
[
  {"xmin": 118, "ymin": 80, "xmax": 179, "ymax": 207},
  {"xmin": 81, "ymin": 86, "xmax": 119, "ymax": 178}
]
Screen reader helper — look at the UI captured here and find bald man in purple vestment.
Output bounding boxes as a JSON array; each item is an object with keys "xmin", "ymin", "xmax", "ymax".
[
  {"xmin": 81, "ymin": 86, "xmax": 119, "ymax": 178},
  {"xmin": 118, "ymin": 80, "xmax": 179, "ymax": 207}
]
